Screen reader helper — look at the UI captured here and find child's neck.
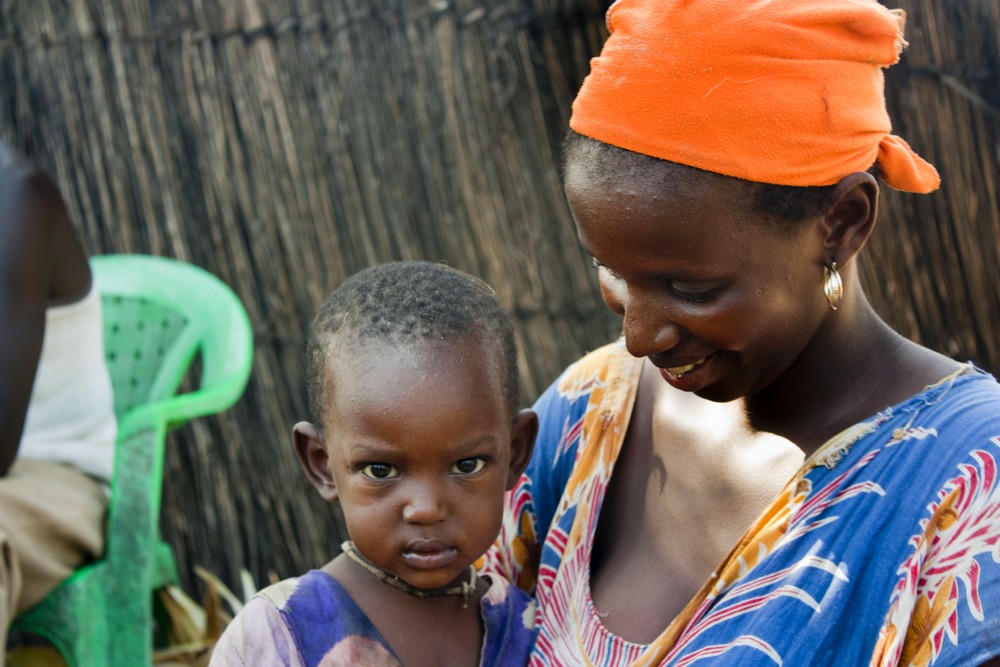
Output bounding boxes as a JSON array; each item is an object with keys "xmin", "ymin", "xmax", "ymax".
[
  {"xmin": 324, "ymin": 551, "xmax": 487, "ymax": 667},
  {"xmin": 340, "ymin": 540, "xmax": 478, "ymax": 603}
]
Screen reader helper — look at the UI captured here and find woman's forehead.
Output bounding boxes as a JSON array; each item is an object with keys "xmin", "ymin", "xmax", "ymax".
[
  {"xmin": 566, "ymin": 141, "xmax": 751, "ymax": 208},
  {"xmin": 568, "ymin": 164, "xmax": 757, "ymax": 236},
  {"xmin": 568, "ymin": 165, "xmax": 798, "ymax": 272}
]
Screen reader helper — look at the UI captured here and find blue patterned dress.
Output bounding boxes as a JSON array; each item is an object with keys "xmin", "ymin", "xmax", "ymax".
[
  {"xmin": 484, "ymin": 341, "xmax": 1000, "ymax": 666},
  {"xmin": 211, "ymin": 569, "xmax": 535, "ymax": 666}
]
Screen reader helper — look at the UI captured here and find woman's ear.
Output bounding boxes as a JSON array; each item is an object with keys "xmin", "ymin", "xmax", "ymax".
[
  {"xmin": 292, "ymin": 421, "xmax": 339, "ymax": 502},
  {"xmin": 505, "ymin": 409, "xmax": 538, "ymax": 490},
  {"xmin": 821, "ymin": 171, "xmax": 879, "ymax": 265}
]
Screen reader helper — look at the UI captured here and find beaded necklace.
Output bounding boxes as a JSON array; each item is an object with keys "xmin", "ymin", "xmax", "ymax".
[{"xmin": 341, "ymin": 541, "xmax": 477, "ymax": 607}]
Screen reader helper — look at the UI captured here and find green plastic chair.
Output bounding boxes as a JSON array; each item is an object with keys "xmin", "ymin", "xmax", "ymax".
[{"xmin": 11, "ymin": 254, "xmax": 254, "ymax": 666}]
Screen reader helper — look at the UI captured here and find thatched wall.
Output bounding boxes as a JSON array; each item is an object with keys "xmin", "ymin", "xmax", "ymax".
[
  {"xmin": 865, "ymin": 0, "xmax": 1000, "ymax": 370},
  {"xmin": 1, "ymin": 0, "xmax": 996, "ymax": 597}
]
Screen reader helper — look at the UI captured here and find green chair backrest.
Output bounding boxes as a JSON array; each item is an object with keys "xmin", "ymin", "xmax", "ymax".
[
  {"xmin": 101, "ymin": 294, "xmax": 189, "ymax": 422},
  {"xmin": 92, "ymin": 254, "xmax": 255, "ymax": 551},
  {"xmin": 94, "ymin": 254, "xmax": 254, "ymax": 438}
]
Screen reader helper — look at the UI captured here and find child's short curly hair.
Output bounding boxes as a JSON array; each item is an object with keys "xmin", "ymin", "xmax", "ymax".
[{"xmin": 306, "ymin": 261, "xmax": 520, "ymax": 424}]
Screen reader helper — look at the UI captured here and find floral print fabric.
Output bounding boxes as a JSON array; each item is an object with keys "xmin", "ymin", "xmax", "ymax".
[{"xmin": 484, "ymin": 341, "xmax": 1000, "ymax": 666}]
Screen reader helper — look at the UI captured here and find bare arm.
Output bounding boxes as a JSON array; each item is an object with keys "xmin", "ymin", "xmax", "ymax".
[{"xmin": 0, "ymin": 144, "xmax": 90, "ymax": 475}]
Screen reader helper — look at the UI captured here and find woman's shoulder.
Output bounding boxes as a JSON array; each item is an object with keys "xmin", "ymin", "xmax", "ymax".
[
  {"xmin": 918, "ymin": 368, "xmax": 1000, "ymax": 460},
  {"xmin": 560, "ymin": 338, "xmax": 632, "ymax": 377},
  {"xmin": 820, "ymin": 366, "xmax": 1000, "ymax": 483},
  {"xmin": 538, "ymin": 339, "xmax": 639, "ymax": 406},
  {"xmin": 526, "ymin": 339, "xmax": 642, "ymax": 496},
  {"xmin": 841, "ymin": 365, "xmax": 1000, "ymax": 461},
  {"xmin": 914, "ymin": 365, "xmax": 1000, "ymax": 427}
]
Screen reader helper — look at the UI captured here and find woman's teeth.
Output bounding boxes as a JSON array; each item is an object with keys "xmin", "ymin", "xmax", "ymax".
[{"xmin": 668, "ymin": 357, "xmax": 707, "ymax": 377}]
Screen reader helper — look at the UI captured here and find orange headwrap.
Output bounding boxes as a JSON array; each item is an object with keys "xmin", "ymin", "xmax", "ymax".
[{"xmin": 570, "ymin": 0, "xmax": 940, "ymax": 193}]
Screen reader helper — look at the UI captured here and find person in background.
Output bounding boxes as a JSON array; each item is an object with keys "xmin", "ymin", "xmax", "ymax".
[
  {"xmin": 212, "ymin": 262, "xmax": 537, "ymax": 666},
  {"xmin": 0, "ymin": 142, "xmax": 116, "ymax": 659},
  {"xmin": 484, "ymin": 0, "xmax": 1000, "ymax": 664}
]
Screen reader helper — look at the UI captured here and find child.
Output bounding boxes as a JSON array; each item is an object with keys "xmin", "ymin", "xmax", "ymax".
[{"xmin": 212, "ymin": 261, "xmax": 538, "ymax": 667}]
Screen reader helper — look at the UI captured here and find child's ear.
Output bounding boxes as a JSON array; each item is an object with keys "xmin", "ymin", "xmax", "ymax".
[
  {"xmin": 292, "ymin": 421, "xmax": 339, "ymax": 502},
  {"xmin": 505, "ymin": 409, "xmax": 538, "ymax": 490}
]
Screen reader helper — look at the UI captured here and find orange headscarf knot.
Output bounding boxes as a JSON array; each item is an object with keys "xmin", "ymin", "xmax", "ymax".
[
  {"xmin": 570, "ymin": 0, "xmax": 940, "ymax": 193},
  {"xmin": 877, "ymin": 134, "xmax": 941, "ymax": 193}
]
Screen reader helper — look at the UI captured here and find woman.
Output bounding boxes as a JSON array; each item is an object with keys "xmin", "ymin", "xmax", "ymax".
[{"xmin": 486, "ymin": 0, "xmax": 1000, "ymax": 665}]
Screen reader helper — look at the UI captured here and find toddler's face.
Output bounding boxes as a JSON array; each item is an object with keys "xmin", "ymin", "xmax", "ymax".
[{"xmin": 316, "ymin": 336, "xmax": 523, "ymax": 591}]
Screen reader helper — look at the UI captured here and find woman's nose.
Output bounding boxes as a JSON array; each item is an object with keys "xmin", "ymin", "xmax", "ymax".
[
  {"xmin": 401, "ymin": 482, "xmax": 448, "ymax": 524},
  {"xmin": 620, "ymin": 293, "xmax": 682, "ymax": 359}
]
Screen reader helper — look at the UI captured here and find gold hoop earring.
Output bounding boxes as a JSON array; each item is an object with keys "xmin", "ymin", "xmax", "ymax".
[{"xmin": 824, "ymin": 261, "xmax": 843, "ymax": 311}]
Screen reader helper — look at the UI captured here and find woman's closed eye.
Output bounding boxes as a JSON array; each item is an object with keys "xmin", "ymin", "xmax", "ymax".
[
  {"xmin": 593, "ymin": 257, "xmax": 720, "ymax": 303},
  {"xmin": 361, "ymin": 463, "xmax": 399, "ymax": 480},
  {"xmin": 591, "ymin": 257, "xmax": 622, "ymax": 280},
  {"xmin": 450, "ymin": 457, "xmax": 487, "ymax": 475},
  {"xmin": 670, "ymin": 281, "xmax": 721, "ymax": 303}
]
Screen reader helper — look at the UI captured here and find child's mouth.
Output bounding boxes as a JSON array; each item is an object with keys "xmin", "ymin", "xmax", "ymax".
[{"xmin": 401, "ymin": 541, "xmax": 458, "ymax": 571}]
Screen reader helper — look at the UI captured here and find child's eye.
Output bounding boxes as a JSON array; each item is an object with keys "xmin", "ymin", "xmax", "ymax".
[
  {"xmin": 450, "ymin": 458, "xmax": 486, "ymax": 475},
  {"xmin": 361, "ymin": 463, "xmax": 398, "ymax": 480}
]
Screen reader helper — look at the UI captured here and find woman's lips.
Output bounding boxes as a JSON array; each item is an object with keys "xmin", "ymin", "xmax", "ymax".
[{"xmin": 657, "ymin": 352, "xmax": 717, "ymax": 391}]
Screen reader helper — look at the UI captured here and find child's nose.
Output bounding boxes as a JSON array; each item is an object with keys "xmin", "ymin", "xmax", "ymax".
[{"xmin": 401, "ymin": 483, "xmax": 448, "ymax": 524}]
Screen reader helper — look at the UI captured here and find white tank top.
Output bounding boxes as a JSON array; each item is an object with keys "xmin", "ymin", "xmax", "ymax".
[{"xmin": 19, "ymin": 279, "xmax": 117, "ymax": 482}]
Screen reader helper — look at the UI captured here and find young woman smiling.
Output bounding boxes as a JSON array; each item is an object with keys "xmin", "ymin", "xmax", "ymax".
[{"xmin": 485, "ymin": 1, "xmax": 1000, "ymax": 665}]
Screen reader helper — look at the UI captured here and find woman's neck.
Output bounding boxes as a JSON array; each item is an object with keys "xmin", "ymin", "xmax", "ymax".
[{"xmin": 745, "ymin": 299, "xmax": 959, "ymax": 456}]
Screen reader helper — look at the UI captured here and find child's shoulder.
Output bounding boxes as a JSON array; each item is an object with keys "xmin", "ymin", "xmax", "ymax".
[
  {"xmin": 253, "ymin": 570, "xmax": 336, "ymax": 611},
  {"xmin": 254, "ymin": 570, "xmax": 374, "ymax": 631},
  {"xmin": 215, "ymin": 572, "xmax": 342, "ymax": 647},
  {"xmin": 212, "ymin": 571, "xmax": 400, "ymax": 667},
  {"xmin": 252, "ymin": 576, "xmax": 304, "ymax": 610},
  {"xmin": 210, "ymin": 575, "xmax": 315, "ymax": 666}
]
